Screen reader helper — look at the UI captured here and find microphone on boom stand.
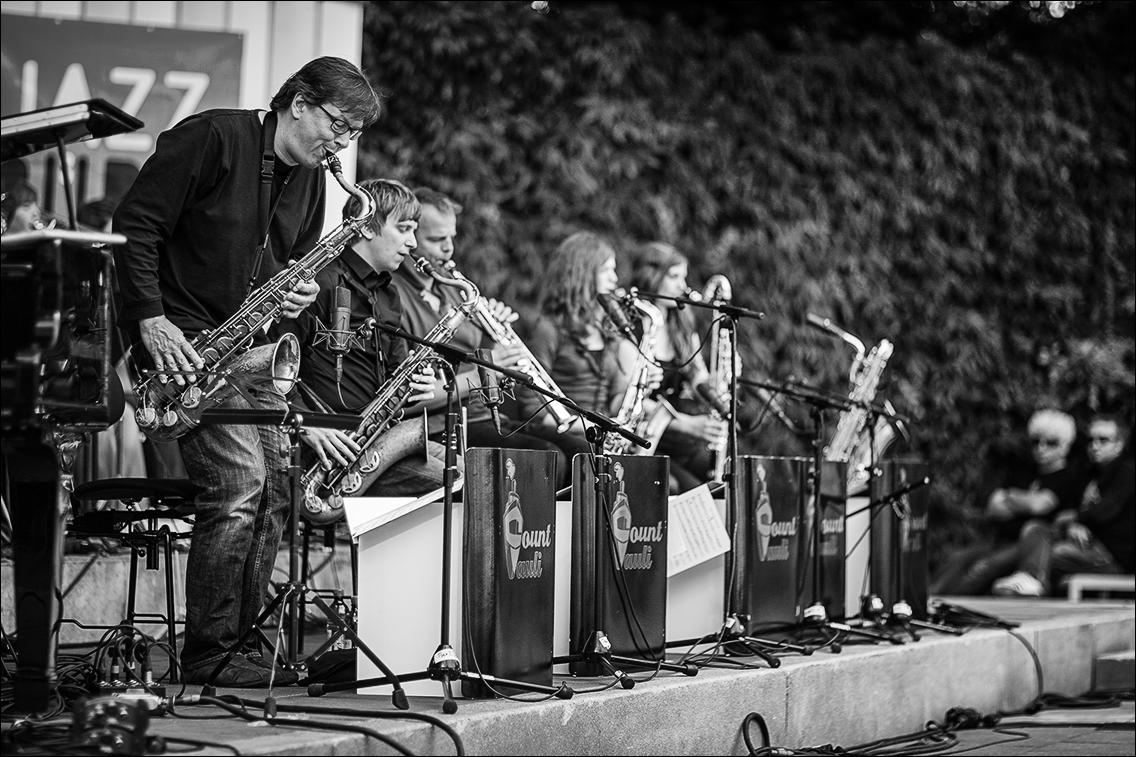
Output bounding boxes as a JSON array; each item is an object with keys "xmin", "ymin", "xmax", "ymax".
[
  {"xmin": 599, "ymin": 290, "xmax": 637, "ymax": 341},
  {"xmin": 475, "ymin": 348, "xmax": 505, "ymax": 435}
]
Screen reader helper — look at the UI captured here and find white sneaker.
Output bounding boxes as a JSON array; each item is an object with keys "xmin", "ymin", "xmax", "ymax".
[{"xmin": 992, "ymin": 571, "xmax": 1046, "ymax": 597}]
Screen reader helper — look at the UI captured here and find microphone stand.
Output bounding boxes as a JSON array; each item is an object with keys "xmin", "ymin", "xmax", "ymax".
[{"xmin": 637, "ymin": 291, "xmax": 808, "ymax": 666}]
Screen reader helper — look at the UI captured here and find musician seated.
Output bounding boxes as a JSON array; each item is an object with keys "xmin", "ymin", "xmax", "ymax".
[
  {"xmin": 390, "ymin": 187, "xmax": 576, "ymax": 486},
  {"xmin": 625, "ymin": 242, "xmax": 727, "ymax": 493},
  {"xmin": 273, "ymin": 179, "xmax": 450, "ymax": 516},
  {"xmin": 519, "ymin": 231, "xmax": 661, "ymax": 456},
  {"xmin": 1, "ymin": 182, "xmax": 44, "ymax": 234}
]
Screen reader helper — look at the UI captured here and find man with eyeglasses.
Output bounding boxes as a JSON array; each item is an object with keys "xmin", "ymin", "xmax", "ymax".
[
  {"xmin": 931, "ymin": 409, "xmax": 1088, "ymax": 596},
  {"xmin": 992, "ymin": 415, "xmax": 1133, "ymax": 596},
  {"xmin": 113, "ymin": 56, "xmax": 381, "ymax": 687}
]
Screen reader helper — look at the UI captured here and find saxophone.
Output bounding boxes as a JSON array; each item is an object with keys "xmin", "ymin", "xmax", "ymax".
[
  {"xmin": 299, "ymin": 256, "xmax": 479, "ymax": 525},
  {"xmin": 702, "ymin": 275, "xmax": 736, "ymax": 483},
  {"xmin": 602, "ymin": 289, "xmax": 673, "ymax": 456},
  {"xmin": 133, "ymin": 152, "xmax": 374, "ymax": 442},
  {"xmin": 824, "ymin": 336, "xmax": 894, "ymax": 493},
  {"xmin": 442, "ymin": 262, "xmax": 580, "ymax": 433}
]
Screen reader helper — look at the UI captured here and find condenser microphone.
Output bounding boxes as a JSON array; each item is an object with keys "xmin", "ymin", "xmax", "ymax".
[
  {"xmin": 476, "ymin": 349, "xmax": 504, "ymax": 435},
  {"xmin": 694, "ymin": 382, "xmax": 732, "ymax": 420},
  {"xmin": 328, "ymin": 286, "xmax": 353, "ymax": 382},
  {"xmin": 599, "ymin": 291, "xmax": 636, "ymax": 340}
]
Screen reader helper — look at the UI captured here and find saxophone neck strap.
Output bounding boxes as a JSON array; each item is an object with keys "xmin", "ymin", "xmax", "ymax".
[{"xmin": 246, "ymin": 110, "xmax": 292, "ymax": 298}]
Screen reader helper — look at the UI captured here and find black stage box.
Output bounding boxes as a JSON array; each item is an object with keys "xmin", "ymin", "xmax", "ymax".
[
  {"xmin": 462, "ymin": 448, "xmax": 558, "ymax": 697},
  {"xmin": 870, "ymin": 459, "xmax": 930, "ymax": 620},
  {"xmin": 569, "ymin": 454, "xmax": 669, "ymax": 677},
  {"xmin": 729, "ymin": 457, "xmax": 848, "ymax": 630}
]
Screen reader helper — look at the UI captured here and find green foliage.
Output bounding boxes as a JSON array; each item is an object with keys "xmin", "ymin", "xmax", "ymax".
[{"xmin": 360, "ymin": 1, "xmax": 1135, "ymax": 569}]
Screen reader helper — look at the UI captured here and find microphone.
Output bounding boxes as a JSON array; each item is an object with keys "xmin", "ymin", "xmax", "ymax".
[
  {"xmin": 329, "ymin": 286, "xmax": 353, "ymax": 382},
  {"xmin": 476, "ymin": 348, "xmax": 504, "ymax": 435},
  {"xmin": 694, "ymin": 382, "xmax": 732, "ymax": 420},
  {"xmin": 599, "ymin": 291, "xmax": 636, "ymax": 340}
]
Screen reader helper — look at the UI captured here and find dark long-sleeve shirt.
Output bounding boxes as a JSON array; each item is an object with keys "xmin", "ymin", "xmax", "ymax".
[
  {"xmin": 113, "ymin": 109, "xmax": 326, "ymax": 344},
  {"xmin": 1076, "ymin": 455, "xmax": 1135, "ymax": 573},
  {"xmin": 273, "ymin": 248, "xmax": 407, "ymax": 414},
  {"xmin": 520, "ymin": 314, "xmax": 624, "ymax": 420}
]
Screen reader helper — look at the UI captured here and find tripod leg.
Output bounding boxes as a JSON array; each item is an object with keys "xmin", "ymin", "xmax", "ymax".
[{"xmin": 203, "ymin": 586, "xmax": 292, "ymax": 691}]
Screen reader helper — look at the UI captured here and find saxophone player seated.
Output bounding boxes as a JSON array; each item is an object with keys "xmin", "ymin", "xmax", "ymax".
[{"xmin": 272, "ymin": 179, "xmax": 449, "ymax": 507}]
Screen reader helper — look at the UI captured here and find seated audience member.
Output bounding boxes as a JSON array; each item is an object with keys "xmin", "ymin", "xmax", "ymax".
[
  {"xmin": 992, "ymin": 414, "xmax": 1134, "ymax": 596},
  {"xmin": 930, "ymin": 409, "xmax": 1087, "ymax": 596},
  {"xmin": 1, "ymin": 182, "xmax": 44, "ymax": 234}
]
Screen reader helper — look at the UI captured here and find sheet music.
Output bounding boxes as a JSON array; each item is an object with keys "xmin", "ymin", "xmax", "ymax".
[
  {"xmin": 343, "ymin": 478, "xmax": 464, "ymax": 540},
  {"xmin": 666, "ymin": 484, "xmax": 731, "ymax": 577}
]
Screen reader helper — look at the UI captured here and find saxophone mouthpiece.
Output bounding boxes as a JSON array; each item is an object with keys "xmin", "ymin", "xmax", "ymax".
[
  {"xmin": 412, "ymin": 255, "xmax": 436, "ymax": 276},
  {"xmin": 324, "ymin": 150, "xmax": 343, "ymax": 175}
]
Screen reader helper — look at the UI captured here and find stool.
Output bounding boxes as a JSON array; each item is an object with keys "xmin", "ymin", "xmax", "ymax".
[
  {"xmin": 1066, "ymin": 573, "xmax": 1136, "ymax": 602},
  {"xmin": 68, "ymin": 478, "xmax": 203, "ymax": 681}
]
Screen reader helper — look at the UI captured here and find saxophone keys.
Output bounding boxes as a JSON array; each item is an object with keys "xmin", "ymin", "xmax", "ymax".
[
  {"xmin": 161, "ymin": 409, "xmax": 180, "ymax": 427},
  {"xmin": 357, "ymin": 448, "xmax": 381, "ymax": 474},
  {"xmin": 180, "ymin": 385, "xmax": 203, "ymax": 409},
  {"xmin": 341, "ymin": 471, "xmax": 363, "ymax": 494}
]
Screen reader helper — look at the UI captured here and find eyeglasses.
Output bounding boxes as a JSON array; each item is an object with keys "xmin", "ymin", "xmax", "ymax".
[
  {"xmin": 316, "ymin": 103, "xmax": 363, "ymax": 141},
  {"xmin": 1029, "ymin": 437, "xmax": 1061, "ymax": 448}
]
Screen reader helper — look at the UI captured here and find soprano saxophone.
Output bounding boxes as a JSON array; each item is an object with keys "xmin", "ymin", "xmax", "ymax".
[
  {"xmin": 441, "ymin": 262, "xmax": 580, "ymax": 433},
  {"xmin": 299, "ymin": 256, "xmax": 479, "ymax": 525},
  {"xmin": 133, "ymin": 152, "xmax": 373, "ymax": 442}
]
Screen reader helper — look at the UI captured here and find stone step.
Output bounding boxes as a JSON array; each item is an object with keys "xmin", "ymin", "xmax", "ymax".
[{"xmin": 1095, "ymin": 649, "xmax": 1135, "ymax": 692}]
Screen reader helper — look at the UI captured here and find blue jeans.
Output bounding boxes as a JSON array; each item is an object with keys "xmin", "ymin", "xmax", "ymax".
[{"xmin": 178, "ymin": 387, "xmax": 290, "ymax": 672}]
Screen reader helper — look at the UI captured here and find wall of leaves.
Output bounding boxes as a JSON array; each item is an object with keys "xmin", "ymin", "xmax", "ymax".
[{"xmin": 358, "ymin": 1, "xmax": 1134, "ymax": 568}]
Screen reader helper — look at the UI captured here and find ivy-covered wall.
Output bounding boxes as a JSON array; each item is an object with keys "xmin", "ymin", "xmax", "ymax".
[{"xmin": 358, "ymin": 1, "xmax": 1135, "ymax": 568}]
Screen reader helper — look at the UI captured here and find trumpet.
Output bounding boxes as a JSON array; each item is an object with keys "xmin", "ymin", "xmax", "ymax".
[{"xmin": 442, "ymin": 262, "xmax": 580, "ymax": 433}]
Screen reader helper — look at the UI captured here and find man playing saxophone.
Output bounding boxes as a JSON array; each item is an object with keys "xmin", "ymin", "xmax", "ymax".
[
  {"xmin": 272, "ymin": 179, "xmax": 446, "ymax": 504},
  {"xmin": 390, "ymin": 187, "xmax": 578, "ymax": 486},
  {"xmin": 112, "ymin": 57, "xmax": 382, "ymax": 687}
]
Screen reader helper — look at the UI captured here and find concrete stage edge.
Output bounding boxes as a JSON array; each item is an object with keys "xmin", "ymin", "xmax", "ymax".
[{"xmin": 85, "ymin": 598, "xmax": 1135, "ymax": 756}]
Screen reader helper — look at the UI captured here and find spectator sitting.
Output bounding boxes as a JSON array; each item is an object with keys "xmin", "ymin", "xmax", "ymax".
[
  {"xmin": 930, "ymin": 409, "xmax": 1088, "ymax": 596},
  {"xmin": 992, "ymin": 414, "xmax": 1134, "ymax": 596}
]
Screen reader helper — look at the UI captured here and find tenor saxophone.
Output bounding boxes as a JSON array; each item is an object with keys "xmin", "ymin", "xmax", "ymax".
[
  {"xmin": 442, "ymin": 261, "xmax": 580, "ymax": 433},
  {"xmin": 824, "ymin": 334, "xmax": 895, "ymax": 494},
  {"xmin": 299, "ymin": 256, "xmax": 480, "ymax": 525},
  {"xmin": 133, "ymin": 152, "xmax": 374, "ymax": 442}
]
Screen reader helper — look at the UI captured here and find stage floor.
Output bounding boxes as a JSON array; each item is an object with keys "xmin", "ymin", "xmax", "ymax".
[{"xmin": 3, "ymin": 596, "xmax": 1132, "ymax": 756}]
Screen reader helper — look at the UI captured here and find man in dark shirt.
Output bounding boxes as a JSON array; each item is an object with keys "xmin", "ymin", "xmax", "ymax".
[
  {"xmin": 932, "ymin": 409, "xmax": 1087, "ymax": 595},
  {"xmin": 391, "ymin": 188, "xmax": 581, "ymax": 487},
  {"xmin": 276, "ymin": 179, "xmax": 445, "ymax": 514},
  {"xmin": 113, "ymin": 57, "xmax": 381, "ymax": 687},
  {"xmin": 992, "ymin": 414, "xmax": 1134, "ymax": 595}
]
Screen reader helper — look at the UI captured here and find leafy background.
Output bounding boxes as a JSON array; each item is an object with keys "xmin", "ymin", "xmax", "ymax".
[{"xmin": 356, "ymin": 0, "xmax": 1134, "ymax": 571}]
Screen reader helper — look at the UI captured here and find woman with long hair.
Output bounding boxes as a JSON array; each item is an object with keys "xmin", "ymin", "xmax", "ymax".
[
  {"xmin": 625, "ymin": 241, "xmax": 726, "ymax": 492},
  {"xmin": 520, "ymin": 231, "xmax": 650, "ymax": 452}
]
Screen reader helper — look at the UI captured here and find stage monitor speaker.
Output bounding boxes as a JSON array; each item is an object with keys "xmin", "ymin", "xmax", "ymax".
[
  {"xmin": 462, "ymin": 448, "xmax": 558, "ymax": 698},
  {"xmin": 870, "ymin": 458, "xmax": 930, "ymax": 620},
  {"xmin": 570, "ymin": 454, "xmax": 669, "ymax": 677}
]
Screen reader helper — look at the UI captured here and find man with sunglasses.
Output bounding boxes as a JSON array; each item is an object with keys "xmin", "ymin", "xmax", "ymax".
[
  {"xmin": 932, "ymin": 409, "xmax": 1088, "ymax": 595},
  {"xmin": 992, "ymin": 415, "xmax": 1133, "ymax": 596},
  {"xmin": 114, "ymin": 56, "xmax": 381, "ymax": 687}
]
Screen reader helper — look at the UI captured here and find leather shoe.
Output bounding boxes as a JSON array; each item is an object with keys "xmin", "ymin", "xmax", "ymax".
[
  {"xmin": 246, "ymin": 654, "xmax": 302, "ymax": 686},
  {"xmin": 185, "ymin": 653, "xmax": 277, "ymax": 688}
]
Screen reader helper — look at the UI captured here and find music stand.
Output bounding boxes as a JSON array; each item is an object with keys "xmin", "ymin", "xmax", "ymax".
[
  {"xmin": 193, "ymin": 405, "xmax": 409, "ymax": 710},
  {"xmin": 307, "ymin": 327, "xmax": 574, "ymax": 712}
]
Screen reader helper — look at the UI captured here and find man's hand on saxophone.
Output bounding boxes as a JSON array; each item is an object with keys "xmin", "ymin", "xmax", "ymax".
[
  {"xmin": 139, "ymin": 314, "xmax": 204, "ymax": 387},
  {"xmin": 280, "ymin": 278, "xmax": 321, "ymax": 319}
]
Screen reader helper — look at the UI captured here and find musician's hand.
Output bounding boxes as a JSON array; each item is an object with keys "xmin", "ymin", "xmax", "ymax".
[
  {"xmin": 644, "ymin": 362, "xmax": 664, "ymax": 393},
  {"xmin": 487, "ymin": 298, "xmax": 520, "ymax": 324},
  {"xmin": 1066, "ymin": 522, "xmax": 1092, "ymax": 550},
  {"xmin": 669, "ymin": 412, "xmax": 727, "ymax": 444},
  {"xmin": 408, "ymin": 364, "xmax": 437, "ymax": 404},
  {"xmin": 492, "ymin": 342, "xmax": 527, "ymax": 369},
  {"xmin": 139, "ymin": 315, "xmax": 204, "ymax": 387},
  {"xmin": 301, "ymin": 427, "xmax": 360, "ymax": 469},
  {"xmin": 282, "ymin": 278, "xmax": 320, "ymax": 318}
]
